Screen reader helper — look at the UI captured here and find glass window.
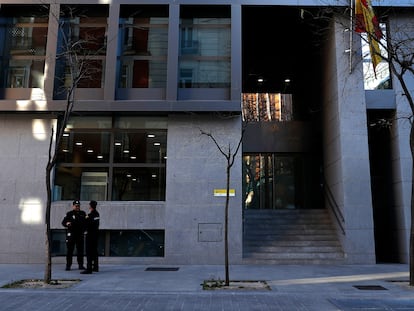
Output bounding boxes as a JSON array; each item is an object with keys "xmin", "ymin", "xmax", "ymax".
[
  {"xmin": 113, "ymin": 131, "xmax": 167, "ymax": 163},
  {"xmin": 51, "ymin": 229, "xmax": 164, "ymax": 257},
  {"xmin": 243, "ymin": 153, "xmax": 322, "ymax": 210},
  {"xmin": 117, "ymin": 5, "xmax": 169, "ymax": 89},
  {"xmin": 112, "ymin": 167, "xmax": 166, "ymax": 201},
  {"xmin": 57, "ymin": 132, "xmax": 111, "ymax": 163},
  {"xmin": 0, "ymin": 5, "xmax": 48, "ymax": 88},
  {"xmin": 242, "ymin": 93, "xmax": 293, "ymax": 122},
  {"xmin": 178, "ymin": 6, "xmax": 231, "ymax": 89},
  {"xmin": 53, "ymin": 5, "xmax": 108, "ymax": 98},
  {"xmin": 109, "ymin": 230, "xmax": 164, "ymax": 257},
  {"xmin": 54, "ymin": 116, "xmax": 167, "ymax": 201}
]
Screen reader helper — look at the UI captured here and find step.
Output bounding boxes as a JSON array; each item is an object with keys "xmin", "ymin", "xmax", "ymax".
[
  {"xmin": 243, "ymin": 240, "xmax": 341, "ymax": 247},
  {"xmin": 243, "ymin": 251, "xmax": 344, "ymax": 260},
  {"xmin": 244, "ymin": 245, "xmax": 343, "ymax": 253},
  {"xmin": 242, "ymin": 258, "xmax": 346, "ymax": 265},
  {"xmin": 242, "ymin": 209, "xmax": 344, "ymax": 264}
]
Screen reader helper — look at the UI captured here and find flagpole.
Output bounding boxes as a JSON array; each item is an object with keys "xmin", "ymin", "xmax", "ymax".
[{"xmin": 349, "ymin": 0, "xmax": 354, "ymax": 74}]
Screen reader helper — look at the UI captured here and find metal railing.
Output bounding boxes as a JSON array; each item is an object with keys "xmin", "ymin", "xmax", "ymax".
[{"xmin": 322, "ymin": 176, "xmax": 345, "ymax": 235}]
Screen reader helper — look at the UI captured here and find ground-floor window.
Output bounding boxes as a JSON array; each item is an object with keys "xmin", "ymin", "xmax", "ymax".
[
  {"xmin": 51, "ymin": 229, "xmax": 165, "ymax": 257},
  {"xmin": 243, "ymin": 153, "xmax": 322, "ymax": 209},
  {"xmin": 53, "ymin": 116, "xmax": 167, "ymax": 201}
]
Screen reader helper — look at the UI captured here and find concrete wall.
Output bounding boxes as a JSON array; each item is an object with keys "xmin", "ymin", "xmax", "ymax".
[
  {"xmin": 164, "ymin": 114, "xmax": 243, "ymax": 264},
  {"xmin": 322, "ymin": 16, "xmax": 376, "ymax": 264},
  {"xmin": 388, "ymin": 13, "xmax": 414, "ymax": 263},
  {"xmin": 0, "ymin": 115, "xmax": 54, "ymax": 263}
]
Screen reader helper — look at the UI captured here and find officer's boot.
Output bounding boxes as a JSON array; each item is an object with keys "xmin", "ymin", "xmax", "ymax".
[{"xmin": 93, "ymin": 257, "xmax": 99, "ymax": 272}]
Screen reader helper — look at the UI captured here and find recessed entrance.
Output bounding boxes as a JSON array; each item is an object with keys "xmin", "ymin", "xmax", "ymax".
[{"xmin": 243, "ymin": 153, "xmax": 322, "ymax": 210}]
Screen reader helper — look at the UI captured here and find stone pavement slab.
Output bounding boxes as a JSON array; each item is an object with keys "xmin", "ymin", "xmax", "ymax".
[{"xmin": 0, "ymin": 263, "xmax": 413, "ymax": 311}]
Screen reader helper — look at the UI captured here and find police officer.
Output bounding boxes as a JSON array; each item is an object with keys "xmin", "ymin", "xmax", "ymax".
[
  {"xmin": 62, "ymin": 200, "xmax": 86, "ymax": 271},
  {"xmin": 81, "ymin": 200, "xmax": 100, "ymax": 274}
]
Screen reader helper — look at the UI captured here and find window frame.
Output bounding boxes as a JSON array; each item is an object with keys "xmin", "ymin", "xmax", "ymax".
[{"xmin": 54, "ymin": 117, "xmax": 167, "ymax": 202}]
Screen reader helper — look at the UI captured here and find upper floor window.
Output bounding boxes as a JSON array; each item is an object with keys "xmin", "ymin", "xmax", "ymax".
[
  {"xmin": 242, "ymin": 93, "xmax": 293, "ymax": 122},
  {"xmin": 0, "ymin": 5, "xmax": 48, "ymax": 89},
  {"xmin": 54, "ymin": 116, "xmax": 167, "ymax": 202},
  {"xmin": 117, "ymin": 5, "xmax": 169, "ymax": 89},
  {"xmin": 178, "ymin": 6, "xmax": 231, "ymax": 89},
  {"xmin": 53, "ymin": 5, "xmax": 108, "ymax": 98}
]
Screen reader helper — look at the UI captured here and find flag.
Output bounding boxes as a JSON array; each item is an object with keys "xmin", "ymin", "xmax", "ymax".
[{"xmin": 355, "ymin": 0, "xmax": 383, "ymax": 76}]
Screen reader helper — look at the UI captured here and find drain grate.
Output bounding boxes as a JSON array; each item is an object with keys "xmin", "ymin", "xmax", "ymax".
[
  {"xmin": 353, "ymin": 285, "xmax": 388, "ymax": 290},
  {"xmin": 145, "ymin": 267, "xmax": 179, "ymax": 271}
]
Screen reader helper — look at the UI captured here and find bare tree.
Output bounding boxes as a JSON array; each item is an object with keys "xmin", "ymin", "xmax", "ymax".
[
  {"xmin": 44, "ymin": 5, "xmax": 106, "ymax": 283},
  {"xmin": 200, "ymin": 115, "xmax": 244, "ymax": 286}
]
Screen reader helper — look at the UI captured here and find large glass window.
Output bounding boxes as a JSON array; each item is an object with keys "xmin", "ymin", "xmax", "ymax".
[
  {"xmin": 54, "ymin": 116, "xmax": 167, "ymax": 201},
  {"xmin": 178, "ymin": 6, "xmax": 231, "ymax": 89},
  {"xmin": 242, "ymin": 93, "xmax": 293, "ymax": 122},
  {"xmin": 51, "ymin": 229, "xmax": 164, "ymax": 257},
  {"xmin": 53, "ymin": 5, "xmax": 108, "ymax": 98},
  {"xmin": 243, "ymin": 153, "xmax": 322, "ymax": 210},
  {"xmin": 0, "ymin": 5, "xmax": 48, "ymax": 89},
  {"xmin": 117, "ymin": 5, "xmax": 168, "ymax": 89}
]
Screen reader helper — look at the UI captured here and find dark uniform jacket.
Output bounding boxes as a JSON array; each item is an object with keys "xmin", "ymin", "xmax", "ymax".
[
  {"xmin": 85, "ymin": 209, "xmax": 100, "ymax": 238},
  {"xmin": 62, "ymin": 210, "xmax": 86, "ymax": 239}
]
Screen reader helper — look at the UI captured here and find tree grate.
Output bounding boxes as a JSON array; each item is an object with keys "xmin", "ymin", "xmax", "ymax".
[
  {"xmin": 145, "ymin": 267, "xmax": 179, "ymax": 271},
  {"xmin": 353, "ymin": 285, "xmax": 387, "ymax": 290}
]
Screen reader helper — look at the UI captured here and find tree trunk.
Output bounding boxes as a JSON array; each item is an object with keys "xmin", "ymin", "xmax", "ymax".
[
  {"xmin": 44, "ymin": 163, "xmax": 53, "ymax": 283},
  {"xmin": 410, "ymin": 125, "xmax": 414, "ymax": 286},
  {"xmin": 224, "ymin": 163, "xmax": 230, "ymax": 286}
]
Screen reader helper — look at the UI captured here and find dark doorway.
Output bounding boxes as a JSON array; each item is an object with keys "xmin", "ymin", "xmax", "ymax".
[
  {"xmin": 367, "ymin": 109, "xmax": 399, "ymax": 263},
  {"xmin": 241, "ymin": 6, "xmax": 325, "ymax": 211}
]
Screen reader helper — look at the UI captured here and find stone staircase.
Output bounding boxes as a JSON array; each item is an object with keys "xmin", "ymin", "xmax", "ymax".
[{"xmin": 243, "ymin": 209, "xmax": 345, "ymax": 264}]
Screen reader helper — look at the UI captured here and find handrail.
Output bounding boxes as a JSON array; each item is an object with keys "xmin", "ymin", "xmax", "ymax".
[{"xmin": 321, "ymin": 176, "xmax": 345, "ymax": 235}]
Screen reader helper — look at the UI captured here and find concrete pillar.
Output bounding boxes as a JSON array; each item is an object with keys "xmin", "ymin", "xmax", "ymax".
[{"xmin": 323, "ymin": 16, "xmax": 375, "ymax": 263}]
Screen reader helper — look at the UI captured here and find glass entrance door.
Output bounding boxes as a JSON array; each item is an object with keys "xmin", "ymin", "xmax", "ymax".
[{"xmin": 243, "ymin": 153, "xmax": 306, "ymax": 209}]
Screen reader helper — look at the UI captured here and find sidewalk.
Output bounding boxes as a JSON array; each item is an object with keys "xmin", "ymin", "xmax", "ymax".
[{"xmin": 0, "ymin": 263, "xmax": 413, "ymax": 310}]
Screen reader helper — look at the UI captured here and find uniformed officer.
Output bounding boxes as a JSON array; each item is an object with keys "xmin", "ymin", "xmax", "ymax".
[
  {"xmin": 81, "ymin": 200, "xmax": 100, "ymax": 274},
  {"xmin": 62, "ymin": 200, "xmax": 86, "ymax": 271}
]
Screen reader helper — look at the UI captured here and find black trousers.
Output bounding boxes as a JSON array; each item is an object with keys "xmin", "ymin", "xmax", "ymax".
[
  {"xmin": 66, "ymin": 234, "xmax": 84, "ymax": 268},
  {"xmin": 85, "ymin": 235, "xmax": 98, "ymax": 271}
]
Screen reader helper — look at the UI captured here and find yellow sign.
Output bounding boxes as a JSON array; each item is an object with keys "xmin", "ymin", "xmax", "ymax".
[{"xmin": 214, "ymin": 189, "xmax": 235, "ymax": 197}]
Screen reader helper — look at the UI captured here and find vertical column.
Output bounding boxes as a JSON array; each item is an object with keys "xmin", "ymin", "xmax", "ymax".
[
  {"xmin": 166, "ymin": 4, "xmax": 179, "ymax": 101},
  {"xmin": 43, "ymin": 4, "xmax": 60, "ymax": 100},
  {"xmin": 323, "ymin": 16, "xmax": 376, "ymax": 264},
  {"xmin": 332, "ymin": 16, "xmax": 376, "ymax": 263},
  {"xmin": 231, "ymin": 4, "xmax": 242, "ymax": 101},
  {"xmin": 104, "ymin": 2, "xmax": 120, "ymax": 100},
  {"xmin": 388, "ymin": 14, "xmax": 414, "ymax": 263}
]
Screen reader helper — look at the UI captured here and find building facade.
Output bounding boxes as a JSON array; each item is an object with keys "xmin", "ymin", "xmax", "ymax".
[{"xmin": 0, "ymin": 0, "xmax": 412, "ymax": 265}]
